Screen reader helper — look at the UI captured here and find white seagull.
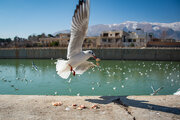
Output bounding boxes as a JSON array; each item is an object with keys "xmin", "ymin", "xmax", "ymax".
[{"xmin": 56, "ymin": 0, "xmax": 98, "ymax": 79}]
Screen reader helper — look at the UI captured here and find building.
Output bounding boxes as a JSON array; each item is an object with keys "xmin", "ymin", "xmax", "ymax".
[
  {"xmin": 125, "ymin": 31, "xmax": 150, "ymax": 47},
  {"xmin": 147, "ymin": 41, "xmax": 180, "ymax": 47},
  {"xmin": 39, "ymin": 30, "xmax": 151, "ymax": 48},
  {"xmin": 146, "ymin": 32, "xmax": 180, "ymax": 47},
  {"xmin": 99, "ymin": 30, "xmax": 150, "ymax": 47},
  {"xmin": 83, "ymin": 36, "xmax": 100, "ymax": 48},
  {"xmin": 99, "ymin": 31, "xmax": 128, "ymax": 47},
  {"xmin": 39, "ymin": 33, "xmax": 70, "ymax": 47},
  {"xmin": 39, "ymin": 33, "xmax": 100, "ymax": 48}
]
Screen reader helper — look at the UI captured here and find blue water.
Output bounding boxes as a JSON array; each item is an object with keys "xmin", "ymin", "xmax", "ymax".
[{"xmin": 0, "ymin": 59, "xmax": 179, "ymax": 96}]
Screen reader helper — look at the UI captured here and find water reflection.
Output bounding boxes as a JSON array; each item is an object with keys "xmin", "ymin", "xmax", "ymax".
[{"xmin": 0, "ymin": 59, "xmax": 180, "ymax": 96}]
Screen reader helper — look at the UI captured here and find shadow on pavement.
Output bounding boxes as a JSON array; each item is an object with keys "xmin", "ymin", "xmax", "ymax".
[{"xmin": 85, "ymin": 96, "xmax": 180, "ymax": 115}]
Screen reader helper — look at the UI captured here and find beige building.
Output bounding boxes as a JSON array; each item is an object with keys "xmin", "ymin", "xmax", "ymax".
[
  {"xmin": 83, "ymin": 36, "xmax": 100, "ymax": 48},
  {"xmin": 39, "ymin": 30, "xmax": 150, "ymax": 48},
  {"xmin": 39, "ymin": 33, "xmax": 100, "ymax": 48},
  {"xmin": 99, "ymin": 31, "xmax": 129, "ymax": 47},
  {"xmin": 99, "ymin": 30, "xmax": 150, "ymax": 47},
  {"xmin": 39, "ymin": 33, "xmax": 70, "ymax": 47},
  {"xmin": 125, "ymin": 32, "xmax": 149, "ymax": 47}
]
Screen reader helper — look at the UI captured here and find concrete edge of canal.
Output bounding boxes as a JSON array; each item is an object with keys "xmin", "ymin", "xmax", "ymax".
[
  {"xmin": 1, "ymin": 48, "xmax": 180, "ymax": 61},
  {"xmin": 0, "ymin": 95, "xmax": 179, "ymax": 120}
]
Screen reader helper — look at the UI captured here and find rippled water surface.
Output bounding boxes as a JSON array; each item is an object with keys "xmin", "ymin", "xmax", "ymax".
[{"xmin": 0, "ymin": 59, "xmax": 179, "ymax": 96}]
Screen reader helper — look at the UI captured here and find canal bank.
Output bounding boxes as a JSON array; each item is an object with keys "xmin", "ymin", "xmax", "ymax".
[
  {"xmin": 0, "ymin": 95, "xmax": 179, "ymax": 120},
  {"xmin": 0, "ymin": 48, "xmax": 180, "ymax": 61}
]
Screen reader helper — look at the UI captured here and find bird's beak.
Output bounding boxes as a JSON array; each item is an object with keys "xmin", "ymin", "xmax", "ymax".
[{"xmin": 93, "ymin": 55, "xmax": 97, "ymax": 59}]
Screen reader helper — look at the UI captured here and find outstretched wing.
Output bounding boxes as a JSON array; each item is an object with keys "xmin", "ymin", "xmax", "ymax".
[
  {"xmin": 67, "ymin": 0, "xmax": 90, "ymax": 59},
  {"xmin": 74, "ymin": 61, "xmax": 95, "ymax": 75}
]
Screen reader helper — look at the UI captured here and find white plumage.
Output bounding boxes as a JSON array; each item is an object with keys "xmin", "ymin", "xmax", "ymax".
[{"xmin": 56, "ymin": 0, "xmax": 97, "ymax": 79}]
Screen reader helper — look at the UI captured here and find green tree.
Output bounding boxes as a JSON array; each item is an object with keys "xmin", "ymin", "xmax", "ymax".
[
  {"xmin": 130, "ymin": 43, "xmax": 135, "ymax": 47},
  {"xmin": 48, "ymin": 34, "xmax": 54, "ymax": 38},
  {"xmin": 14, "ymin": 36, "xmax": 21, "ymax": 42},
  {"xmin": 50, "ymin": 41, "xmax": 59, "ymax": 47}
]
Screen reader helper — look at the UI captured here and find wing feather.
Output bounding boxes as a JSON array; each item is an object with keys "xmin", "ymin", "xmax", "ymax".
[
  {"xmin": 75, "ymin": 61, "xmax": 95, "ymax": 75},
  {"xmin": 67, "ymin": 0, "xmax": 90, "ymax": 59}
]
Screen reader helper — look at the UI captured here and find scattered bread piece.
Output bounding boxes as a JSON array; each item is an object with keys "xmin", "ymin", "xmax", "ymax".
[
  {"xmin": 52, "ymin": 102, "xmax": 62, "ymax": 106},
  {"xmin": 80, "ymin": 105, "xmax": 86, "ymax": 109},
  {"xmin": 72, "ymin": 104, "xmax": 77, "ymax": 109},
  {"xmin": 77, "ymin": 107, "xmax": 82, "ymax": 110},
  {"xmin": 96, "ymin": 62, "xmax": 100, "ymax": 66},
  {"xmin": 96, "ymin": 58, "xmax": 101, "ymax": 62},
  {"xmin": 72, "ymin": 104, "xmax": 77, "ymax": 107},
  {"xmin": 91, "ymin": 104, "xmax": 99, "ymax": 109}
]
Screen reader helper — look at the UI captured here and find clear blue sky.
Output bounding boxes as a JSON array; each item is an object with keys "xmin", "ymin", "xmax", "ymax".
[{"xmin": 0, "ymin": 0, "xmax": 180, "ymax": 38}]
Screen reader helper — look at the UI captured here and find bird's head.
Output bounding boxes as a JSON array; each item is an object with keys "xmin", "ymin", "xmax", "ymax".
[{"xmin": 85, "ymin": 50, "xmax": 97, "ymax": 59}]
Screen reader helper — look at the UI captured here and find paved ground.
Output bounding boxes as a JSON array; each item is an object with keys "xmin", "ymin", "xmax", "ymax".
[{"xmin": 0, "ymin": 95, "xmax": 179, "ymax": 120}]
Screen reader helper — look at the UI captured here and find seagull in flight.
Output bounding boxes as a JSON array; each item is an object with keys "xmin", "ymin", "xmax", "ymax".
[{"xmin": 56, "ymin": 0, "xmax": 99, "ymax": 79}]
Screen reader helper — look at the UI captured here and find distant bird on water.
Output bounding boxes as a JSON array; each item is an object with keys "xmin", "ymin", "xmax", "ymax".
[{"xmin": 56, "ymin": 0, "xmax": 99, "ymax": 79}]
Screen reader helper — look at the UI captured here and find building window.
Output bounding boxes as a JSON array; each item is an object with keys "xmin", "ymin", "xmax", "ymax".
[
  {"xmin": 128, "ymin": 39, "xmax": 132, "ymax": 42},
  {"xmin": 123, "ymin": 36, "xmax": 126, "ymax": 42},
  {"xmin": 116, "ymin": 39, "xmax": 120, "ymax": 43},
  {"xmin": 133, "ymin": 39, "xmax": 136, "ymax": 42},
  {"xmin": 102, "ymin": 39, "xmax": 107, "ymax": 42},
  {"xmin": 110, "ymin": 34, "xmax": 112, "ymax": 36},
  {"xmin": 140, "ymin": 39, "xmax": 144, "ymax": 42},
  {"xmin": 115, "ymin": 33, "xmax": 120, "ymax": 37},
  {"xmin": 88, "ymin": 44, "xmax": 91, "ymax": 47},
  {"xmin": 103, "ymin": 33, "xmax": 108, "ymax": 37},
  {"xmin": 108, "ymin": 39, "xmax": 112, "ymax": 43}
]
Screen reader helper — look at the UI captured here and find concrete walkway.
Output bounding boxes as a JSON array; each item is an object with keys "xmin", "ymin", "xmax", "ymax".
[{"xmin": 0, "ymin": 95, "xmax": 179, "ymax": 120}]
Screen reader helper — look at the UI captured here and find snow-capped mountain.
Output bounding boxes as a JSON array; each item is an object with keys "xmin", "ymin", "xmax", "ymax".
[
  {"xmin": 55, "ymin": 21, "xmax": 180, "ymax": 40},
  {"xmin": 87, "ymin": 21, "xmax": 180, "ymax": 41}
]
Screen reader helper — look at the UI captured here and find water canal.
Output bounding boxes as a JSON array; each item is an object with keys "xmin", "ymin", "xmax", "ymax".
[{"xmin": 0, "ymin": 59, "xmax": 179, "ymax": 96}]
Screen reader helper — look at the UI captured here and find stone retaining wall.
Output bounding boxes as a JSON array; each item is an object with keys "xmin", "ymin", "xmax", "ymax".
[{"xmin": 0, "ymin": 48, "xmax": 180, "ymax": 61}]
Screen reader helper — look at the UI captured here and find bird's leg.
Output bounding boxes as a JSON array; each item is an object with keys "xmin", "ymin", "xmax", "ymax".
[
  {"xmin": 68, "ymin": 64, "xmax": 73, "ymax": 71},
  {"xmin": 68, "ymin": 64, "xmax": 76, "ymax": 76},
  {"xmin": 73, "ymin": 70, "xmax": 76, "ymax": 76}
]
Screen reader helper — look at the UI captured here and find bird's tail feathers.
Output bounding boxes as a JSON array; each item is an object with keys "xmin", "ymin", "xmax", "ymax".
[{"xmin": 56, "ymin": 59, "xmax": 71, "ymax": 79}]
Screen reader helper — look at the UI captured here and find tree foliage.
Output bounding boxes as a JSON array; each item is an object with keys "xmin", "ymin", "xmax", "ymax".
[
  {"xmin": 0, "ymin": 38, "xmax": 12, "ymax": 43},
  {"xmin": 50, "ymin": 41, "xmax": 59, "ymax": 47},
  {"xmin": 48, "ymin": 34, "xmax": 54, "ymax": 38}
]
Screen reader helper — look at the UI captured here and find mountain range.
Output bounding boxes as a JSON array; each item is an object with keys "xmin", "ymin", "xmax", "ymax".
[{"xmin": 55, "ymin": 21, "xmax": 180, "ymax": 41}]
